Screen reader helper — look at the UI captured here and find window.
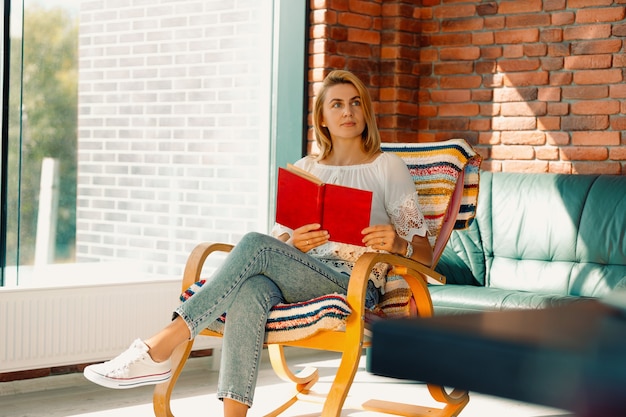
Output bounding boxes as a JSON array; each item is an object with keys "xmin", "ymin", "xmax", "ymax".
[{"xmin": 1, "ymin": 0, "xmax": 306, "ymax": 287}]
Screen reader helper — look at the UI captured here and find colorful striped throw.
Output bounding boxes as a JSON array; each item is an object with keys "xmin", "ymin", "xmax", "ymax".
[
  {"xmin": 180, "ymin": 280, "xmax": 351, "ymax": 344},
  {"xmin": 381, "ymin": 138, "xmax": 481, "ymax": 246}
]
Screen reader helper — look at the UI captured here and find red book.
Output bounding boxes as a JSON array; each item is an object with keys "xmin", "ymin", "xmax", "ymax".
[{"xmin": 276, "ymin": 164, "xmax": 373, "ymax": 246}]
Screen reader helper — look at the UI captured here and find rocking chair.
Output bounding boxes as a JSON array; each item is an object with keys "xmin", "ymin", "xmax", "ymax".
[{"xmin": 153, "ymin": 138, "xmax": 481, "ymax": 417}]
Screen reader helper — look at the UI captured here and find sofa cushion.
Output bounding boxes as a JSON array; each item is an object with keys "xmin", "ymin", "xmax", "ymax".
[
  {"xmin": 428, "ymin": 285, "xmax": 589, "ymax": 315},
  {"xmin": 574, "ymin": 175, "xmax": 626, "ymax": 293},
  {"xmin": 440, "ymin": 172, "xmax": 626, "ymax": 299}
]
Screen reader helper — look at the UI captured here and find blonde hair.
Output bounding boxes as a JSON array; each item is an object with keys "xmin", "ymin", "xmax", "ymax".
[{"xmin": 312, "ymin": 70, "xmax": 381, "ymax": 160}]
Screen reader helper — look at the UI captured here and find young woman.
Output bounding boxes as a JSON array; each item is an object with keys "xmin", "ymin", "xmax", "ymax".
[{"xmin": 84, "ymin": 69, "xmax": 432, "ymax": 417}]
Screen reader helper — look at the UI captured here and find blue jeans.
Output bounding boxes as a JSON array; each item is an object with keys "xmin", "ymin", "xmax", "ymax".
[{"xmin": 174, "ymin": 232, "xmax": 359, "ymax": 407}]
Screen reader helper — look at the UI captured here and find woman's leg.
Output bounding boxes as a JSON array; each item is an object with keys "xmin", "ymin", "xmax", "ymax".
[
  {"xmin": 223, "ymin": 400, "xmax": 248, "ymax": 417},
  {"xmin": 85, "ymin": 232, "xmax": 348, "ymax": 392},
  {"xmin": 218, "ymin": 274, "xmax": 283, "ymax": 409},
  {"xmin": 175, "ymin": 231, "xmax": 349, "ymax": 340},
  {"xmin": 132, "ymin": 232, "xmax": 346, "ymax": 363}
]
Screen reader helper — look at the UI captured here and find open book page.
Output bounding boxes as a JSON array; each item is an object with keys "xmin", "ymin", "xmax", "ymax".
[{"xmin": 286, "ymin": 163, "xmax": 323, "ymax": 184}]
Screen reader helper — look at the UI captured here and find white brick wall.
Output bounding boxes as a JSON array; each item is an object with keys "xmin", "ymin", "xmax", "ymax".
[{"xmin": 77, "ymin": 0, "xmax": 273, "ymax": 278}]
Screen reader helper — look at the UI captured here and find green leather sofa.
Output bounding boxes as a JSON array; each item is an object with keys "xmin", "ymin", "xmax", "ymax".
[{"xmin": 431, "ymin": 171, "xmax": 626, "ymax": 315}]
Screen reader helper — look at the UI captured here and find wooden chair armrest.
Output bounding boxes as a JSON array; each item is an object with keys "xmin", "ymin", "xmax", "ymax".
[
  {"xmin": 389, "ymin": 260, "xmax": 445, "ymax": 285},
  {"xmin": 349, "ymin": 253, "xmax": 442, "ymax": 320},
  {"xmin": 181, "ymin": 242, "xmax": 234, "ymax": 292}
]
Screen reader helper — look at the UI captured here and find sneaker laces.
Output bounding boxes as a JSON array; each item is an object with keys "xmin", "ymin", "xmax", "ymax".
[{"xmin": 103, "ymin": 339, "xmax": 149, "ymax": 378}]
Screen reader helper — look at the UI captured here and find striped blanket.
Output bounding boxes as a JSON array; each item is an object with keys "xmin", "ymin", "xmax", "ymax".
[
  {"xmin": 181, "ymin": 281, "xmax": 351, "ymax": 344},
  {"xmin": 381, "ymin": 138, "xmax": 481, "ymax": 246},
  {"xmin": 181, "ymin": 139, "xmax": 481, "ymax": 343}
]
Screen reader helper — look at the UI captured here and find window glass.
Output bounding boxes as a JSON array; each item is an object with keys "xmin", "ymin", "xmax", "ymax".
[{"xmin": 4, "ymin": 0, "xmax": 280, "ymax": 286}]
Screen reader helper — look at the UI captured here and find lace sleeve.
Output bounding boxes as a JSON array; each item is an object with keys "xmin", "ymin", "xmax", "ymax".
[{"xmin": 388, "ymin": 191, "xmax": 428, "ymax": 241}]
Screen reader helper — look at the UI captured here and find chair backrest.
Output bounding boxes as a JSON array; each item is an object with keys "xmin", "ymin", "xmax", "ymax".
[{"xmin": 381, "ymin": 139, "xmax": 481, "ymax": 266}]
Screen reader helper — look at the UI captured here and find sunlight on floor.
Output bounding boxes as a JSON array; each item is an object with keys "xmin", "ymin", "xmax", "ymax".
[{"xmin": 1, "ymin": 349, "xmax": 570, "ymax": 417}]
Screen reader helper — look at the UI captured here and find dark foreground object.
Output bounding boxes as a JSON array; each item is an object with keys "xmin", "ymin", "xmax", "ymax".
[{"xmin": 368, "ymin": 300, "xmax": 626, "ymax": 417}]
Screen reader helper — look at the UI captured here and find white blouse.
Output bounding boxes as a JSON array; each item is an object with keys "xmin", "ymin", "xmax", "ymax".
[{"xmin": 271, "ymin": 151, "xmax": 428, "ymax": 290}]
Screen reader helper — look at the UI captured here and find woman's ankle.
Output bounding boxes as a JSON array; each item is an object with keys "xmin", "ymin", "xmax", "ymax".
[
  {"xmin": 224, "ymin": 398, "xmax": 248, "ymax": 417},
  {"xmin": 143, "ymin": 317, "xmax": 191, "ymax": 363},
  {"xmin": 143, "ymin": 339, "xmax": 170, "ymax": 363}
]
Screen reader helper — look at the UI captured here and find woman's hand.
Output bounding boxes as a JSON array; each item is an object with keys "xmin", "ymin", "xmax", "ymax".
[
  {"xmin": 292, "ymin": 223, "xmax": 330, "ymax": 252},
  {"xmin": 361, "ymin": 224, "xmax": 404, "ymax": 254}
]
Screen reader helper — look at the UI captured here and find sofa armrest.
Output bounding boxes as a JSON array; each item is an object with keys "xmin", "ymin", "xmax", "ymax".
[{"xmin": 435, "ymin": 221, "xmax": 485, "ymax": 286}]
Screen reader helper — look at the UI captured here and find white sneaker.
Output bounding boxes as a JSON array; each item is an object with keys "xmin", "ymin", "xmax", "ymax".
[{"xmin": 83, "ymin": 339, "xmax": 171, "ymax": 389}]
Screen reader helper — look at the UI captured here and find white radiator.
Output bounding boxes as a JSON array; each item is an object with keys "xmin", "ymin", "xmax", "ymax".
[{"xmin": 0, "ymin": 280, "xmax": 220, "ymax": 373}]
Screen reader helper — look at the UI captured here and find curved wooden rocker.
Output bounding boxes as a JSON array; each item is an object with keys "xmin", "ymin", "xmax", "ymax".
[
  {"xmin": 153, "ymin": 139, "xmax": 481, "ymax": 417},
  {"xmin": 153, "ymin": 243, "xmax": 468, "ymax": 417}
]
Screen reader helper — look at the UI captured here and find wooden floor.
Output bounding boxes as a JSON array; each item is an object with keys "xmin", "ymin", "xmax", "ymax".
[{"xmin": 1, "ymin": 348, "xmax": 571, "ymax": 417}]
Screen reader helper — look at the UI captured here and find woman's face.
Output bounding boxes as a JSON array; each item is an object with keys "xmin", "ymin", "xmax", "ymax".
[{"xmin": 321, "ymin": 83, "xmax": 366, "ymax": 142}]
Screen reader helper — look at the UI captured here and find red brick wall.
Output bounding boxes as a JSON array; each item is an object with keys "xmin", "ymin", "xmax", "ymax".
[{"xmin": 308, "ymin": 0, "xmax": 626, "ymax": 174}]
